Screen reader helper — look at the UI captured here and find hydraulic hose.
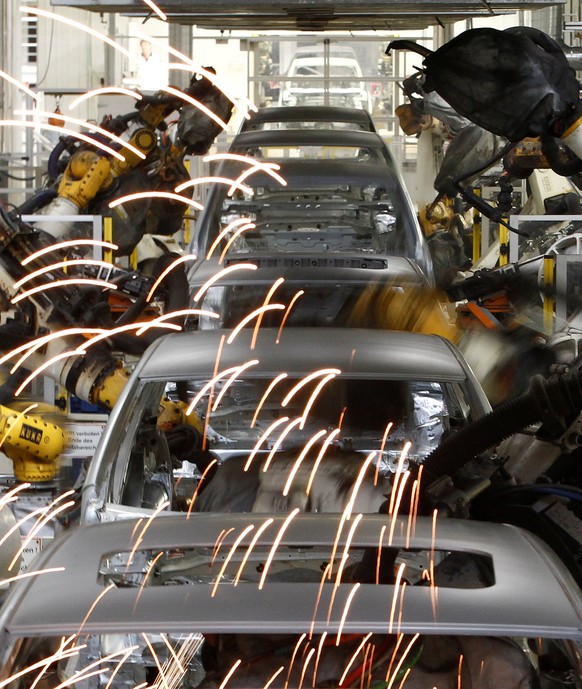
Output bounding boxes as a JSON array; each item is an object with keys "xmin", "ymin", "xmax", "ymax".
[
  {"xmin": 15, "ymin": 189, "xmax": 58, "ymax": 216},
  {"xmin": 421, "ymin": 371, "xmax": 582, "ymax": 484}
]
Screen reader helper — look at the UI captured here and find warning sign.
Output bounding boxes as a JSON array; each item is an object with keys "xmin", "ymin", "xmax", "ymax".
[{"xmin": 62, "ymin": 423, "xmax": 106, "ymax": 458}]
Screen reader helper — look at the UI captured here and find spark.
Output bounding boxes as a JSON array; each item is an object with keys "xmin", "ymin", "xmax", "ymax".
[
  {"xmin": 335, "ymin": 582, "xmax": 361, "ymax": 645},
  {"xmin": 385, "ymin": 634, "xmax": 420, "ymax": 689},
  {"xmin": 69, "ymin": 87, "xmax": 143, "ymax": 109},
  {"xmin": 281, "ymin": 369, "xmax": 341, "ymax": 407},
  {"xmin": 145, "ymin": 254, "xmax": 198, "ymax": 301},
  {"xmin": 276, "ymin": 290, "xmax": 305, "ymax": 343},
  {"xmin": 212, "ymin": 528, "xmax": 235, "ymax": 565},
  {"xmin": 109, "ymin": 191, "xmax": 203, "ymax": 211},
  {"xmin": 233, "ymin": 517, "xmax": 274, "ymax": 585},
  {"xmin": 134, "ymin": 550, "xmax": 165, "ymax": 611},
  {"xmin": 0, "ymin": 68, "xmax": 38, "ymax": 101},
  {"xmin": 388, "ymin": 471, "xmax": 410, "ymax": 545},
  {"xmin": 299, "ymin": 648, "xmax": 316, "ymax": 689},
  {"xmin": 104, "ymin": 648, "xmax": 142, "ymax": 689},
  {"xmin": 226, "ymin": 304, "xmax": 285, "ymax": 344},
  {"xmin": 75, "ymin": 322, "xmax": 180, "ymax": 353},
  {"xmin": 0, "ymin": 481, "xmax": 31, "ymax": 507},
  {"xmin": 231, "ymin": 163, "xmax": 288, "ymax": 194},
  {"xmin": 309, "ymin": 563, "xmax": 332, "ymax": 638},
  {"xmin": 251, "ymin": 373, "xmax": 288, "ymax": 428},
  {"xmin": 333, "ymin": 513, "xmax": 363, "ymax": 590},
  {"xmin": 175, "ymin": 176, "xmax": 253, "ymax": 197},
  {"xmin": 264, "ymin": 667, "xmax": 285, "ymax": 689},
  {"xmin": 20, "ymin": 6, "xmax": 130, "ymax": 56},
  {"xmin": 397, "ymin": 667, "xmax": 412, "ymax": 689},
  {"xmin": 210, "ymin": 524, "xmax": 255, "ymax": 597},
  {"xmin": 186, "ymin": 362, "xmax": 259, "ymax": 416},
  {"xmin": 203, "ymin": 153, "xmax": 286, "ymax": 187},
  {"xmin": 388, "ymin": 442, "xmax": 411, "ymax": 517},
  {"xmin": 376, "ymin": 422, "xmax": 394, "ymax": 485},
  {"xmin": 361, "ymin": 644, "xmax": 373, "ymax": 689},
  {"xmin": 244, "ymin": 416, "xmax": 291, "ymax": 471},
  {"xmin": 313, "ymin": 632, "xmax": 328, "ymax": 684},
  {"xmin": 258, "ymin": 508, "xmax": 300, "ymax": 589},
  {"xmin": 127, "ymin": 500, "xmax": 171, "ymax": 566},
  {"xmin": 136, "ymin": 309, "xmax": 219, "ymax": 335},
  {"xmin": 15, "ymin": 109, "xmax": 146, "ymax": 159},
  {"xmin": 202, "ymin": 334, "xmax": 225, "ymax": 452},
  {"xmin": 143, "ymin": 634, "xmax": 171, "ymax": 689},
  {"xmin": 141, "ymin": 0, "xmax": 167, "ymax": 20},
  {"xmin": 212, "ymin": 359, "xmax": 260, "ymax": 411},
  {"xmin": 406, "ymin": 479, "xmax": 419, "ymax": 548},
  {"xmin": 192, "ymin": 263, "xmax": 258, "ymax": 302},
  {"xmin": 252, "ymin": 277, "xmax": 284, "ymax": 350},
  {"xmin": 218, "ymin": 660, "xmax": 242, "ymax": 689},
  {"xmin": 0, "ymin": 329, "xmax": 91, "ymax": 370},
  {"xmin": 385, "ymin": 634, "xmax": 405, "ymax": 684},
  {"xmin": 186, "ymin": 458, "xmax": 218, "ymax": 516},
  {"xmin": 21, "ymin": 238, "xmax": 118, "ymax": 266},
  {"xmin": 412, "ymin": 466, "xmax": 423, "ymax": 539},
  {"xmin": 396, "ymin": 581, "xmax": 407, "ymax": 633},
  {"xmin": 344, "ymin": 452, "xmax": 378, "ymax": 520},
  {"xmin": 0, "ymin": 566, "xmax": 65, "ymax": 587},
  {"xmin": 14, "ymin": 350, "xmax": 83, "ymax": 396},
  {"xmin": 0, "ymin": 637, "xmax": 84, "ymax": 689},
  {"xmin": 12, "ymin": 258, "xmax": 117, "ymax": 290},
  {"xmin": 143, "ymin": 35, "xmax": 256, "ymax": 113},
  {"xmin": 457, "ymin": 654, "xmax": 463, "ymax": 689},
  {"xmin": 219, "ymin": 223, "xmax": 255, "ymax": 264},
  {"xmin": 376, "ymin": 525, "xmax": 387, "ymax": 585},
  {"xmin": 389, "ymin": 563, "xmax": 406, "ymax": 634},
  {"xmin": 430, "ymin": 508, "xmax": 438, "ymax": 620},
  {"xmin": 306, "ymin": 428, "xmax": 341, "ymax": 495},
  {"xmin": 9, "ymin": 495, "xmax": 76, "ymax": 570},
  {"xmin": 77, "ymin": 583, "xmax": 116, "ymax": 634},
  {"xmin": 338, "ymin": 633, "xmax": 373, "ymax": 686},
  {"xmin": 285, "ymin": 634, "xmax": 307, "ymax": 689},
  {"xmin": 282, "ymin": 429, "xmax": 327, "ymax": 496},
  {"xmin": 261, "ymin": 417, "xmax": 304, "ymax": 472},
  {"xmin": 206, "ymin": 218, "xmax": 255, "ymax": 260},
  {"xmin": 162, "ymin": 85, "xmax": 230, "ymax": 130},
  {"xmin": 299, "ymin": 373, "xmax": 337, "ymax": 430},
  {"xmin": 0, "ymin": 120, "xmax": 126, "ymax": 160},
  {"xmin": 11, "ymin": 278, "xmax": 117, "ymax": 305}
]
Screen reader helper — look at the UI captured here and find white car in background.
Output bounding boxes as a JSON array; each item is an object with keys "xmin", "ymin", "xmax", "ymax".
[{"xmin": 279, "ymin": 45, "xmax": 372, "ymax": 111}]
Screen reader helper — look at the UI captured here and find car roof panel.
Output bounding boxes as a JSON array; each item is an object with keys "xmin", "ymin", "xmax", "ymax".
[
  {"xmin": 3, "ymin": 514, "xmax": 582, "ymax": 639},
  {"xmin": 135, "ymin": 328, "xmax": 468, "ymax": 381}
]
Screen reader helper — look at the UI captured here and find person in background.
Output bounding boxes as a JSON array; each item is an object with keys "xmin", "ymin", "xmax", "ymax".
[{"xmin": 135, "ymin": 39, "xmax": 168, "ymax": 92}]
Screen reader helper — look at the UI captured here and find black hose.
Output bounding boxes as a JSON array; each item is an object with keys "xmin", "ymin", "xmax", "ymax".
[
  {"xmin": 15, "ymin": 189, "xmax": 58, "ymax": 216},
  {"xmin": 421, "ymin": 372, "xmax": 582, "ymax": 484},
  {"xmin": 114, "ymin": 252, "xmax": 189, "ymax": 327},
  {"xmin": 47, "ymin": 139, "xmax": 68, "ymax": 181}
]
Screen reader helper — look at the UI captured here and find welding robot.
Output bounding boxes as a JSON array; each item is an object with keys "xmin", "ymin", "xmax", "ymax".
[{"xmin": 0, "ymin": 70, "xmax": 232, "ymax": 484}]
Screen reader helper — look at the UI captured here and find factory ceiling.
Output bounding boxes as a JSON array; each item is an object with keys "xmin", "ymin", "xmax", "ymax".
[{"xmin": 50, "ymin": 0, "xmax": 563, "ymax": 31}]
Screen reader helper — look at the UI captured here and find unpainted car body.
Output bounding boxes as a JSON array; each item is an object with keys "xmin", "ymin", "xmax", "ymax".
[
  {"xmin": 239, "ymin": 105, "xmax": 377, "ymax": 133},
  {"xmin": 0, "ymin": 513, "xmax": 581, "ymax": 687},
  {"xmin": 80, "ymin": 327, "xmax": 490, "ymax": 525}
]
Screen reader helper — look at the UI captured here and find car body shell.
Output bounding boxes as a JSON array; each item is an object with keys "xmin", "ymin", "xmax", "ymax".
[
  {"xmin": 238, "ymin": 105, "xmax": 377, "ymax": 133},
  {"xmin": 80, "ymin": 328, "xmax": 490, "ymax": 525}
]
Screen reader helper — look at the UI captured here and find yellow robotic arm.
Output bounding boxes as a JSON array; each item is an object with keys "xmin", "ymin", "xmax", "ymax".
[{"xmin": 0, "ymin": 404, "xmax": 66, "ymax": 483}]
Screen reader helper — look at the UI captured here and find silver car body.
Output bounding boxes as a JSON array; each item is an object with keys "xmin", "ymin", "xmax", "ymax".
[
  {"xmin": 189, "ymin": 130, "xmax": 433, "ymax": 283},
  {"xmin": 80, "ymin": 328, "xmax": 490, "ymax": 524},
  {"xmin": 238, "ymin": 105, "xmax": 378, "ymax": 133},
  {"xmin": 0, "ymin": 513, "xmax": 581, "ymax": 685}
]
